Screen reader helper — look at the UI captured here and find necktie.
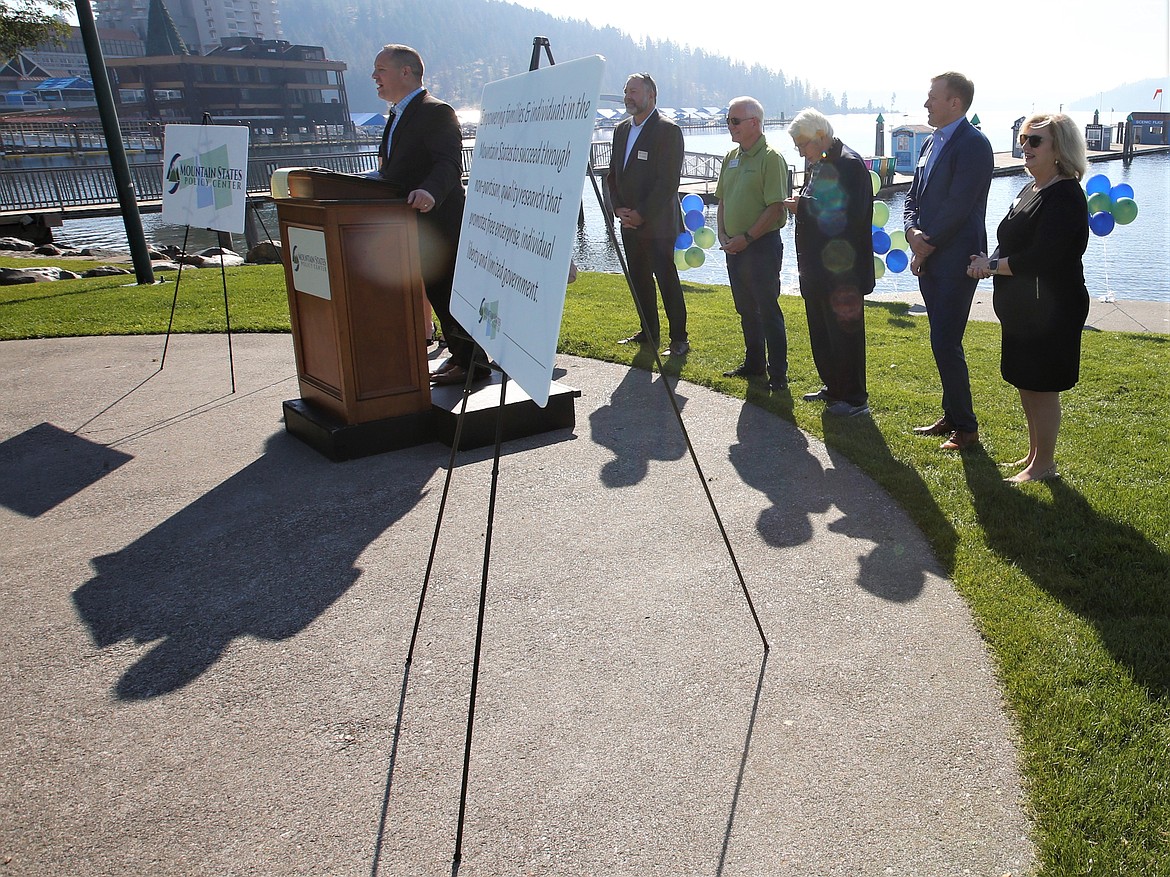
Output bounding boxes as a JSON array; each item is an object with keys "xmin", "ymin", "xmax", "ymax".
[
  {"xmin": 383, "ymin": 109, "xmax": 396, "ymax": 159},
  {"xmin": 923, "ymin": 134, "xmax": 944, "ymax": 184}
]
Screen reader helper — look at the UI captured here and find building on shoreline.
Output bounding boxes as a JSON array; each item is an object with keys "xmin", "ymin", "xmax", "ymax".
[
  {"xmin": 94, "ymin": 0, "xmax": 283, "ymax": 57},
  {"xmin": 107, "ymin": 37, "xmax": 352, "ymax": 140}
]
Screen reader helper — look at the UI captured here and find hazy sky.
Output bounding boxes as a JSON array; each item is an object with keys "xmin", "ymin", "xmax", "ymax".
[{"xmin": 512, "ymin": 0, "xmax": 1169, "ymax": 113}]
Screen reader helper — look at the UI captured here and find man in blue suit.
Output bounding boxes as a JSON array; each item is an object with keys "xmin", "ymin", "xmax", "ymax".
[{"xmin": 904, "ymin": 72, "xmax": 993, "ymax": 450}]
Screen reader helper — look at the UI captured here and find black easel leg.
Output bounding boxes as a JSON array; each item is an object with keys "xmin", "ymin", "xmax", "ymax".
[
  {"xmin": 452, "ymin": 371, "xmax": 508, "ymax": 866},
  {"xmin": 160, "ymin": 225, "xmax": 191, "ymax": 369},
  {"xmin": 219, "ymin": 250, "xmax": 236, "ymax": 393},
  {"xmin": 585, "ymin": 167, "xmax": 769, "ymax": 652},
  {"xmin": 407, "ymin": 350, "xmax": 489, "ymax": 664}
]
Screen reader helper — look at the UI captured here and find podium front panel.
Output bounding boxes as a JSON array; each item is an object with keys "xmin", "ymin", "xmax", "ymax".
[
  {"xmin": 277, "ymin": 197, "xmax": 431, "ymax": 425},
  {"xmin": 338, "ymin": 215, "xmax": 425, "ymax": 402}
]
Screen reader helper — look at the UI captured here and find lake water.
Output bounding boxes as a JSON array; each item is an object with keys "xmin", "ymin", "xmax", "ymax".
[{"xmin": 53, "ymin": 111, "xmax": 1168, "ymax": 302}]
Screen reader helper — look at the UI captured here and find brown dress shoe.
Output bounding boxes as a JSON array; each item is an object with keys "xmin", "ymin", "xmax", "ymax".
[
  {"xmin": 430, "ymin": 364, "xmax": 490, "ymax": 386},
  {"xmin": 431, "ymin": 357, "xmax": 460, "ymax": 377},
  {"xmin": 940, "ymin": 429, "xmax": 979, "ymax": 450},
  {"xmin": 913, "ymin": 417, "xmax": 953, "ymax": 436}
]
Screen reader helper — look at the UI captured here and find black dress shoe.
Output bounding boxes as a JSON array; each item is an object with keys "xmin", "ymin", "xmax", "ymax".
[
  {"xmin": 912, "ymin": 417, "xmax": 953, "ymax": 436},
  {"xmin": 802, "ymin": 388, "xmax": 833, "ymax": 402},
  {"xmin": 722, "ymin": 363, "xmax": 766, "ymax": 378},
  {"xmin": 618, "ymin": 332, "xmax": 653, "ymax": 345}
]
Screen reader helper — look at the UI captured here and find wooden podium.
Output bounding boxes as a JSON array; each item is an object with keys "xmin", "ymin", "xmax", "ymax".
[
  {"xmin": 276, "ymin": 170, "xmax": 434, "ymax": 459},
  {"xmin": 275, "ymin": 169, "xmax": 581, "ymax": 462}
]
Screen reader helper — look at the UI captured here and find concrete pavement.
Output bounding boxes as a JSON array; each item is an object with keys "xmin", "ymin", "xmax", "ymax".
[
  {"xmin": 869, "ymin": 289, "xmax": 1169, "ymax": 335},
  {"xmin": 0, "ymin": 334, "xmax": 1035, "ymax": 875}
]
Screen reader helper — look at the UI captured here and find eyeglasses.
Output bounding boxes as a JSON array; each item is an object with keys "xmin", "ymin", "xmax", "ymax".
[
  {"xmin": 1018, "ymin": 133, "xmax": 1044, "ymax": 148},
  {"xmin": 726, "ymin": 116, "xmax": 752, "ymax": 127}
]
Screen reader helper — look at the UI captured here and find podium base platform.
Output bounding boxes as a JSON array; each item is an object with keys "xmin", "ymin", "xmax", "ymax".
[
  {"xmin": 283, "ymin": 374, "xmax": 580, "ymax": 461},
  {"xmin": 429, "ymin": 373, "xmax": 581, "ymax": 450},
  {"xmin": 282, "ymin": 399, "xmax": 435, "ymax": 462}
]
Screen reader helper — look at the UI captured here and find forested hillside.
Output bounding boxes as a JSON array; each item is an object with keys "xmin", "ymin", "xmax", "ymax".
[{"xmin": 279, "ymin": 0, "xmax": 868, "ymax": 115}]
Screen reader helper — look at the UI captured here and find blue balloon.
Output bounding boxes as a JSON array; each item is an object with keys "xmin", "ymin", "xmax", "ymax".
[
  {"xmin": 681, "ymin": 193, "xmax": 704, "ymax": 213},
  {"xmin": 1089, "ymin": 211, "xmax": 1115, "ymax": 236},
  {"xmin": 886, "ymin": 248, "xmax": 909, "ymax": 273},
  {"xmin": 1085, "ymin": 174, "xmax": 1111, "ymax": 195},
  {"xmin": 872, "ymin": 229, "xmax": 891, "ymax": 255},
  {"xmin": 684, "ymin": 209, "xmax": 705, "ymax": 231},
  {"xmin": 675, "ymin": 231, "xmax": 693, "ymax": 250},
  {"xmin": 1110, "ymin": 183, "xmax": 1135, "ymax": 201}
]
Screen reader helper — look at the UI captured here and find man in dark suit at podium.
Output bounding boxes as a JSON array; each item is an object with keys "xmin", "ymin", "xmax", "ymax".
[
  {"xmin": 371, "ymin": 44, "xmax": 483, "ymax": 386},
  {"xmin": 607, "ymin": 72, "xmax": 689, "ymax": 357}
]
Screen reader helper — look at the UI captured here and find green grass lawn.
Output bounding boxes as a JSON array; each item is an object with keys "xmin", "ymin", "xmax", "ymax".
[{"xmin": 3, "ymin": 258, "xmax": 1168, "ymax": 875}]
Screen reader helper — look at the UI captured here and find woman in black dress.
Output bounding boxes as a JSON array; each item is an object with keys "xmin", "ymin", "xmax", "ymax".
[{"xmin": 968, "ymin": 113, "xmax": 1089, "ymax": 483}]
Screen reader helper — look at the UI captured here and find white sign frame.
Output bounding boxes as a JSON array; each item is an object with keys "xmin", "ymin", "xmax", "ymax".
[
  {"xmin": 451, "ymin": 55, "xmax": 605, "ymax": 407},
  {"xmin": 161, "ymin": 124, "xmax": 250, "ymax": 234}
]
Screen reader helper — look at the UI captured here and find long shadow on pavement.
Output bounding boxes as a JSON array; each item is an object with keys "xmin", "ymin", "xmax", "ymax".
[{"xmin": 72, "ymin": 432, "xmax": 437, "ymax": 700}]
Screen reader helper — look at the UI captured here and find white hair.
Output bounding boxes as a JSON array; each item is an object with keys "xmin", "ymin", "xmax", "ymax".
[{"xmin": 788, "ymin": 108, "xmax": 833, "ymax": 142}]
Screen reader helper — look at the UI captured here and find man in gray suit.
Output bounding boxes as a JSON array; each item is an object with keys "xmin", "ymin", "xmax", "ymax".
[
  {"xmin": 903, "ymin": 71, "xmax": 993, "ymax": 450},
  {"xmin": 607, "ymin": 73, "xmax": 689, "ymax": 357}
]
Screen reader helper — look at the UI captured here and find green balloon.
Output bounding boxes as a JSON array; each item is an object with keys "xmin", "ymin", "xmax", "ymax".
[
  {"xmin": 693, "ymin": 226, "xmax": 717, "ymax": 249},
  {"xmin": 869, "ymin": 170, "xmax": 880, "ymax": 197},
  {"xmin": 872, "ymin": 201, "xmax": 890, "ymax": 227},
  {"xmin": 873, "ymin": 254, "xmax": 886, "ymax": 280},
  {"xmin": 889, "ymin": 229, "xmax": 908, "ymax": 251},
  {"xmin": 674, "ymin": 248, "xmax": 691, "ymax": 270},
  {"xmin": 684, "ymin": 246, "xmax": 706, "ymax": 268},
  {"xmin": 1087, "ymin": 191, "xmax": 1112, "ymax": 214},
  {"xmin": 1111, "ymin": 197, "xmax": 1139, "ymax": 225}
]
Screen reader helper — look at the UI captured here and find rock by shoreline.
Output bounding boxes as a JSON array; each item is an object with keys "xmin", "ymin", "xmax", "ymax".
[{"xmin": 0, "ymin": 237, "xmax": 283, "ymax": 284}]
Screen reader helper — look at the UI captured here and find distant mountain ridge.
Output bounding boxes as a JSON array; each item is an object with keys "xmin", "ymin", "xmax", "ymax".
[
  {"xmin": 1068, "ymin": 78, "xmax": 1167, "ymax": 114},
  {"xmin": 279, "ymin": 0, "xmax": 867, "ymax": 116}
]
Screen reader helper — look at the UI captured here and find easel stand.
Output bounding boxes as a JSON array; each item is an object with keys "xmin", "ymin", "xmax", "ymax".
[
  {"xmin": 159, "ymin": 115, "xmax": 243, "ymax": 393},
  {"xmin": 159, "ymin": 223, "xmax": 237, "ymax": 393},
  {"xmin": 383, "ymin": 37, "xmax": 768, "ymax": 872}
]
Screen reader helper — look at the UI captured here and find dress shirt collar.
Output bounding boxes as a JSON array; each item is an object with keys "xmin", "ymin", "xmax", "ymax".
[
  {"xmin": 390, "ymin": 87, "xmax": 425, "ymax": 116},
  {"xmin": 931, "ymin": 115, "xmax": 965, "ymax": 148}
]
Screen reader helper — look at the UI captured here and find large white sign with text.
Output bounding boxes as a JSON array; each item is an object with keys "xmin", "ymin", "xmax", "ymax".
[
  {"xmin": 161, "ymin": 124, "xmax": 250, "ymax": 234},
  {"xmin": 451, "ymin": 55, "xmax": 604, "ymax": 407}
]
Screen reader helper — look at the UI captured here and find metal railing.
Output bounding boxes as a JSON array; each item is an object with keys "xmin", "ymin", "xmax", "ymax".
[
  {"xmin": 1, "ymin": 150, "xmax": 386, "ymax": 214},
  {"xmin": 1, "ymin": 144, "xmax": 730, "ymax": 216}
]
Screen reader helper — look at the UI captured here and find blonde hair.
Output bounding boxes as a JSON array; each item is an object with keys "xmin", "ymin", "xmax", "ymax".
[{"xmin": 1024, "ymin": 113, "xmax": 1088, "ymax": 180}]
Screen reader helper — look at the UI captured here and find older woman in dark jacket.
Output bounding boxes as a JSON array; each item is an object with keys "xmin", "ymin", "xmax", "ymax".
[
  {"xmin": 968, "ymin": 113, "xmax": 1089, "ymax": 483},
  {"xmin": 783, "ymin": 108, "xmax": 875, "ymax": 417}
]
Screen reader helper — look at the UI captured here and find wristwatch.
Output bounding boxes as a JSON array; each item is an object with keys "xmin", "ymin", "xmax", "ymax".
[
  {"xmin": 743, "ymin": 231, "xmax": 754, "ymax": 243},
  {"xmin": 987, "ymin": 257, "xmax": 999, "ymax": 274}
]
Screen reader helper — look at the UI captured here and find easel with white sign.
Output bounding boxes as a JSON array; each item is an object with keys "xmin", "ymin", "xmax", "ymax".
[
  {"xmin": 376, "ymin": 41, "xmax": 768, "ymax": 872},
  {"xmin": 158, "ymin": 119, "xmax": 251, "ymax": 392}
]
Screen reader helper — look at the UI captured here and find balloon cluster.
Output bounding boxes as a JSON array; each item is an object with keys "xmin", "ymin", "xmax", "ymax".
[
  {"xmin": 673, "ymin": 193, "xmax": 717, "ymax": 270},
  {"xmin": 867, "ymin": 170, "xmax": 909, "ymax": 280},
  {"xmin": 1084, "ymin": 173, "xmax": 1139, "ymax": 237}
]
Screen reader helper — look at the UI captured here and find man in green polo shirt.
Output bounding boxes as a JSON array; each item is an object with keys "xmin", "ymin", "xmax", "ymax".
[{"xmin": 715, "ymin": 95, "xmax": 791, "ymax": 391}]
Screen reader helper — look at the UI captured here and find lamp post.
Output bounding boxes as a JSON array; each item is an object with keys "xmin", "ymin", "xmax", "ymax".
[{"xmin": 74, "ymin": 0, "xmax": 154, "ymax": 284}]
